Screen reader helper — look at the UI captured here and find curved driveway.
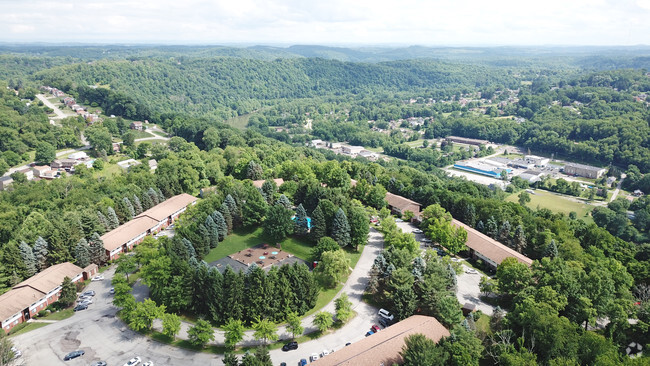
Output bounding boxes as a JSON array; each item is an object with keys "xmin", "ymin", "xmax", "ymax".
[{"xmin": 11, "ymin": 229, "xmax": 384, "ymax": 366}]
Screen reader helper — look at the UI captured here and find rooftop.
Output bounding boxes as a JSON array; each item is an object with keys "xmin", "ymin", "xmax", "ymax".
[
  {"xmin": 452, "ymin": 219, "xmax": 533, "ymax": 266},
  {"xmin": 564, "ymin": 162, "xmax": 606, "ymax": 172},
  {"xmin": 385, "ymin": 192, "xmax": 421, "ymax": 215},
  {"xmin": 136, "ymin": 193, "xmax": 198, "ymax": 222},
  {"xmin": 252, "ymin": 178, "xmax": 285, "ymax": 189},
  {"xmin": 310, "ymin": 315, "xmax": 449, "ymax": 366},
  {"xmin": 101, "ymin": 215, "xmax": 160, "ymax": 251}
]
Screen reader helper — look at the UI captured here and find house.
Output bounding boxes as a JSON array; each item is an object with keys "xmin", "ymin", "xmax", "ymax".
[
  {"xmin": 633, "ymin": 190, "xmax": 644, "ymax": 197},
  {"xmin": 358, "ymin": 150, "xmax": 379, "ymax": 161},
  {"xmin": 342, "ymin": 145, "xmax": 364, "ymax": 157},
  {"xmin": 0, "ymin": 262, "xmax": 84, "ymax": 333},
  {"xmin": 446, "ymin": 135, "xmax": 489, "ymax": 146},
  {"xmin": 117, "ymin": 159, "xmax": 141, "ymax": 170},
  {"xmin": 563, "ymin": 162, "xmax": 607, "ymax": 179},
  {"xmin": 451, "ymin": 219, "xmax": 533, "ymax": 270},
  {"xmin": 51, "ymin": 159, "xmax": 79, "ymax": 170},
  {"xmin": 136, "ymin": 193, "xmax": 198, "ymax": 232},
  {"xmin": 148, "ymin": 159, "xmax": 158, "ymax": 171},
  {"xmin": 310, "ymin": 315, "xmax": 449, "ymax": 366},
  {"xmin": 606, "ymin": 176, "xmax": 617, "ymax": 186},
  {"xmin": 386, "ymin": 192, "xmax": 421, "ymax": 219},
  {"xmin": 252, "ymin": 178, "xmax": 285, "ymax": 189},
  {"xmin": 18, "ymin": 167, "xmax": 34, "ymax": 181},
  {"xmin": 102, "ymin": 216, "xmax": 161, "ymax": 260},
  {"xmin": 0, "ymin": 176, "xmax": 13, "ymax": 190},
  {"xmin": 309, "ymin": 139, "xmax": 324, "ymax": 148},
  {"xmin": 524, "ymin": 155, "xmax": 549, "ymax": 166},
  {"xmin": 31, "ymin": 165, "xmax": 51, "ymax": 178},
  {"xmin": 68, "ymin": 151, "xmax": 88, "ymax": 160},
  {"xmin": 112, "ymin": 143, "xmax": 121, "ymax": 153},
  {"xmin": 130, "ymin": 121, "xmax": 143, "ymax": 131}
]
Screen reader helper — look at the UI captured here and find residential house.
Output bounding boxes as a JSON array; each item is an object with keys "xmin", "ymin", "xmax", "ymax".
[
  {"xmin": 252, "ymin": 178, "xmax": 285, "ymax": 189},
  {"xmin": 0, "ymin": 262, "xmax": 84, "ymax": 333},
  {"xmin": 102, "ymin": 216, "xmax": 160, "ymax": 260},
  {"xmin": 31, "ymin": 165, "xmax": 52, "ymax": 178},
  {"xmin": 130, "ymin": 121, "xmax": 143, "ymax": 131},
  {"xmin": 0, "ymin": 176, "xmax": 13, "ymax": 190},
  {"xmin": 386, "ymin": 192, "xmax": 421, "ymax": 219}
]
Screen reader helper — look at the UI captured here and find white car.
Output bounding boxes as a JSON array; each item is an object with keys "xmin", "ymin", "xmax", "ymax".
[
  {"xmin": 123, "ymin": 356, "xmax": 141, "ymax": 366},
  {"xmin": 310, "ymin": 353, "xmax": 319, "ymax": 362},
  {"xmin": 143, "ymin": 362, "xmax": 154, "ymax": 366},
  {"xmin": 92, "ymin": 275, "xmax": 105, "ymax": 281},
  {"xmin": 413, "ymin": 229, "xmax": 423, "ymax": 234},
  {"xmin": 109, "ymin": 287, "xmax": 115, "ymax": 294},
  {"xmin": 79, "ymin": 298, "xmax": 93, "ymax": 305},
  {"xmin": 465, "ymin": 268, "xmax": 478, "ymax": 274},
  {"xmin": 11, "ymin": 346, "xmax": 21, "ymax": 359},
  {"xmin": 378, "ymin": 308, "xmax": 394, "ymax": 321},
  {"xmin": 321, "ymin": 349, "xmax": 330, "ymax": 357}
]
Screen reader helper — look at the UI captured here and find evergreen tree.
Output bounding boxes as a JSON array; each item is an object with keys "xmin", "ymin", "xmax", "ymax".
[
  {"xmin": 486, "ymin": 216, "xmax": 498, "ymax": 239},
  {"xmin": 513, "ymin": 225, "xmax": 527, "ymax": 252},
  {"xmin": 498, "ymin": 220, "xmax": 511, "ymax": 244},
  {"xmin": 476, "ymin": 220, "xmax": 484, "ymax": 233},
  {"xmin": 222, "ymin": 353, "xmax": 239, "ymax": 366},
  {"xmin": 182, "ymin": 238, "xmax": 197, "ymax": 259},
  {"xmin": 212, "ymin": 211, "xmax": 228, "ymax": 241},
  {"xmin": 156, "ymin": 188, "xmax": 165, "ymax": 203},
  {"xmin": 246, "ymin": 161, "xmax": 264, "ymax": 181},
  {"xmin": 89, "ymin": 232, "xmax": 107, "ymax": 265},
  {"xmin": 219, "ymin": 203, "xmax": 233, "ymax": 234},
  {"xmin": 74, "ymin": 238, "xmax": 91, "ymax": 268},
  {"xmin": 19, "ymin": 241, "xmax": 36, "ymax": 276},
  {"xmin": 277, "ymin": 194, "xmax": 292, "ymax": 210},
  {"xmin": 224, "ymin": 194, "xmax": 240, "ymax": 227},
  {"xmin": 310, "ymin": 205, "xmax": 327, "ymax": 243},
  {"xmin": 462, "ymin": 203, "xmax": 477, "ymax": 227},
  {"xmin": 294, "ymin": 203, "xmax": 310, "ymax": 236},
  {"xmin": 148, "ymin": 187, "xmax": 160, "ymax": 205},
  {"xmin": 331, "ymin": 208, "xmax": 351, "ymax": 248},
  {"xmin": 33, "ymin": 236, "xmax": 49, "ymax": 271},
  {"xmin": 132, "ymin": 194, "xmax": 143, "ymax": 214},
  {"xmin": 141, "ymin": 191, "xmax": 153, "ymax": 210},
  {"xmin": 1, "ymin": 243, "xmax": 27, "ymax": 283},
  {"xmin": 96, "ymin": 210, "xmax": 110, "ymax": 231},
  {"xmin": 59, "ymin": 276, "xmax": 77, "ymax": 306},
  {"xmin": 205, "ymin": 215, "xmax": 220, "ymax": 248},
  {"xmin": 261, "ymin": 179, "xmax": 277, "ymax": 204},
  {"xmin": 123, "ymin": 197, "xmax": 136, "ymax": 218},
  {"xmin": 106, "ymin": 207, "xmax": 120, "ymax": 229},
  {"xmin": 222, "ymin": 265, "xmax": 245, "ymax": 322},
  {"xmin": 197, "ymin": 224, "xmax": 212, "ymax": 256},
  {"xmin": 545, "ymin": 239, "xmax": 558, "ymax": 258}
]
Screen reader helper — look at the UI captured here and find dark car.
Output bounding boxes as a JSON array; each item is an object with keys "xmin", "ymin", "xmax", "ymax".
[
  {"xmin": 63, "ymin": 350, "xmax": 85, "ymax": 361},
  {"xmin": 91, "ymin": 362, "xmax": 107, "ymax": 366},
  {"xmin": 73, "ymin": 303, "xmax": 88, "ymax": 312},
  {"xmin": 282, "ymin": 341, "xmax": 298, "ymax": 351},
  {"xmin": 299, "ymin": 359, "xmax": 307, "ymax": 366},
  {"xmin": 280, "ymin": 363, "xmax": 287, "ymax": 366},
  {"xmin": 378, "ymin": 318, "xmax": 390, "ymax": 328}
]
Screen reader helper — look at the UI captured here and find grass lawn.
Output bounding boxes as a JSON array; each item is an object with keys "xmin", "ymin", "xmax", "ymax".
[
  {"xmin": 506, "ymin": 190, "xmax": 594, "ymax": 224},
  {"xmin": 92, "ymin": 161, "xmax": 123, "ymax": 178},
  {"xmin": 41, "ymin": 308, "xmax": 74, "ymax": 321},
  {"xmin": 8, "ymin": 322, "xmax": 49, "ymax": 337},
  {"xmin": 224, "ymin": 114, "xmax": 253, "ymax": 130},
  {"xmin": 500, "ymin": 152, "xmax": 523, "ymax": 159},
  {"xmin": 475, "ymin": 313, "xmax": 491, "ymax": 336},
  {"xmin": 364, "ymin": 146, "xmax": 384, "ymax": 153}
]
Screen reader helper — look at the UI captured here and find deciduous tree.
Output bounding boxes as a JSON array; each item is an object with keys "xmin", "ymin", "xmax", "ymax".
[
  {"xmin": 313, "ymin": 311, "xmax": 333, "ymax": 333},
  {"xmin": 188, "ymin": 319, "xmax": 215, "ymax": 348}
]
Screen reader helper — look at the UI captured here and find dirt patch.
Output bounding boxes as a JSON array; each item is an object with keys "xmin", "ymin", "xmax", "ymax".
[{"xmin": 60, "ymin": 330, "xmax": 81, "ymax": 350}]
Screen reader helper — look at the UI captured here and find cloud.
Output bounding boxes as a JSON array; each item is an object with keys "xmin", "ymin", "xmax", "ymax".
[{"xmin": 0, "ymin": 0, "xmax": 648, "ymax": 45}]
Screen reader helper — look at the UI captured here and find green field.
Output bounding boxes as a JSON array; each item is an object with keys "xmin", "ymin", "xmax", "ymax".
[
  {"xmin": 506, "ymin": 190, "xmax": 594, "ymax": 224},
  {"xmin": 224, "ymin": 113, "xmax": 253, "ymax": 130}
]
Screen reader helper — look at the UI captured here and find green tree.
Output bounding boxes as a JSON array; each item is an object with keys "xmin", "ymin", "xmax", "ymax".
[
  {"xmin": 86, "ymin": 125, "xmax": 113, "ymax": 156},
  {"xmin": 122, "ymin": 131, "xmax": 136, "ymax": 148},
  {"xmin": 313, "ymin": 311, "xmax": 333, "ymax": 333},
  {"xmin": 188, "ymin": 319, "xmax": 215, "ymax": 348},
  {"xmin": 161, "ymin": 313, "xmax": 181, "ymax": 340},
  {"xmin": 222, "ymin": 353, "xmax": 239, "ymax": 366},
  {"xmin": 33, "ymin": 236, "xmax": 49, "ymax": 271},
  {"xmin": 92, "ymin": 158, "xmax": 104, "ymax": 171},
  {"xmin": 401, "ymin": 334, "xmax": 447, "ymax": 366},
  {"xmin": 116, "ymin": 254, "xmax": 138, "ymax": 282},
  {"xmin": 285, "ymin": 311, "xmax": 304, "ymax": 339},
  {"xmin": 331, "ymin": 208, "xmax": 351, "ymax": 247},
  {"xmin": 73, "ymin": 238, "xmax": 90, "ymax": 268},
  {"xmin": 35, "ymin": 141, "xmax": 56, "ymax": 164},
  {"xmin": 219, "ymin": 203, "xmax": 233, "ymax": 234},
  {"xmin": 252, "ymin": 318, "xmax": 278, "ymax": 344},
  {"xmin": 88, "ymin": 232, "xmax": 107, "ymax": 265},
  {"xmin": 440, "ymin": 327, "xmax": 484, "ymax": 366},
  {"xmin": 0, "ymin": 158, "xmax": 8, "ymax": 176},
  {"xmin": 263, "ymin": 204, "xmax": 294, "ymax": 243},
  {"xmin": 315, "ymin": 249, "xmax": 350, "ymax": 288},
  {"xmin": 334, "ymin": 293, "xmax": 353, "ymax": 323},
  {"xmin": 518, "ymin": 191, "xmax": 531, "ymax": 206},
  {"xmin": 348, "ymin": 205, "xmax": 369, "ymax": 250},
  {"xmin": 128, "ymin": 298, "xmax": 165, "ymax": 332},
  {"xmin": 59, "ymin": 276, "xmax": 77, "ymax": 307},
  {"xmin": 294, "ymin": 203, "xmax": 310, "ymax": 236},
  {"xmin": 106, "ymin": 207, "xmax": 119, "ymax": 228},
  {"xmin": 212, "ymin": 211, "xmax": 228, "ymax": 241},
  {"xmin": 496, "ymin": 257, "xmax": 532, "ymax": 298},
  {"xmin": 18, "ymin": 241, "xmax": 36, "ymax": 276},
  {"xmin": 310, "ymin": 204, "xmax": 327, "ymax": 242},
  {"xmin": 223, "ymin": 318, "xmax": 245, "ymax": 349},
  {"xmin": 311, "ymin": 237, "xmax": 340, "ymax": 261},
  {"xmin": 0, "ymin": 331, "xmax": 17, "ymax": 366}
]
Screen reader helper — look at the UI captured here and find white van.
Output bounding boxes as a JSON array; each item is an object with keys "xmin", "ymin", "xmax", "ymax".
[{"xmin": 378, "ymin": 308, "xmax": 394, "ymax": 321}]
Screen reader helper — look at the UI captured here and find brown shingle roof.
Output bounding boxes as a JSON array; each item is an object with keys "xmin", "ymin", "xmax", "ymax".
[
  {"xmin": 101, "ymin": 216, "xmax": 160, "ymax": 252},
  {"xmin": 451, "ymin": 219, "xmax": 533, "ymax": 266},
  {"xmin": 252, "ymin": 178, "xmax": 285, "ymax": 189},
  {"xmin": 1, "ymin": 262, "xmax": 83, "ymax": 322},
  {"xmin": 310, "ymin": 315, "xmax": 449, "ymax": 366},
  {"xmin": 385, "ymin": 192, "xmax": 421, "ymax": 216},
  {"xmin": 136, "ymin": 193, "xmax": 197, "ymax": 222}
]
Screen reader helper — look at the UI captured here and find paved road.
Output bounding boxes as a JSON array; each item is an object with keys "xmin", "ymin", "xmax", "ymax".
[
  {"xmin": 36, "ymin": 94, "xmax": 71, "ymax": 120},
  {"xmin": 11, "ymin": 229, "xmax": 384, "ymax": 366}
]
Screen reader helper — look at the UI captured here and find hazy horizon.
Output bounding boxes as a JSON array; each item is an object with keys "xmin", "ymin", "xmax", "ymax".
[{"xmin": 1, "ymin": 0, "xmax": 650, "ymax": 46}]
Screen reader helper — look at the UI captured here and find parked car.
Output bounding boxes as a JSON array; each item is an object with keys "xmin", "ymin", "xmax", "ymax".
[
  {"xmin": 82, "ymin": 290, "xmax": 96, "ymax": 297},
  {"xmin": 345, "ymin": 342, "xmax": 351, "ymax": 346},
  {"xmin": 413, "ymin": 229, "xmax": 423, "ymax": 234},
  {"xmin": 310, "ymin": 353, "xmax": 319, "ymax": 362},
  {"xmin": 299, "ymin": 359, "xmax": 307, "ymax": 366},
  {"xmin": 465, "ymin": 268, "xmax": 478, "ymax": 274},
  {"xmin": 91, "ymin": 362, "xmax": 107, "ymax": 366},
  {"xmin": 79, "ymin": 297, "xmax": 93, "ymax": 304},
  {"xmin": 371, "ymin": 324, "xmax": 381, "ymax": 333},
  {"xmin": 282, "ymin": 341, "xmax": 298, "ymax": 351},
  {"xmin": 321, "ymin": 349, "xmax": 330, "ymax": 357},
  {"xmin": 63, "ymin": 350, "xmax": 85, "ymax": 360},
  {"xmin": 365, "ymin": 330, "xmax": 374, "ymax": 337},
  {"xmin": 395, "ymin": 218, "xmax": 403, "ymax": 222},
  {"xmin": 143, "ymin": 362, "xmax": 154, "ymax": 366},
  {"xmin": 109, "ymin": 287, "xmax": 115, "ymax": 294},
  {"xmin": 123, "ymin": 357, "xmax": 141, "ymax": 366},
  {"xmin": 11, "ymin": 346, "xmax": 21, "ymax": 359},
  {"xmin": 280, "ymin": 363, "xmax": 287, "ymax": 366},
  {"xmin": 378, "ymin": 318, "xmax": 390, "ymax": 328},
  {"xmin": 92, "ymin": 275, "xmax": 105, "ymax": 281},
  {"xmin": 73, "ymin": 303, "xmax": 88, "ymax": 312},
  {"xmin": 378, "ymin": 308, "xmax": 394, "ymax": 321}
]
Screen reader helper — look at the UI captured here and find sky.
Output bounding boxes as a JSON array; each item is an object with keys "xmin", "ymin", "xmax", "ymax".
[{"xmin": 1, "ymin": 0, "xmax": 649, "ymax": 46}]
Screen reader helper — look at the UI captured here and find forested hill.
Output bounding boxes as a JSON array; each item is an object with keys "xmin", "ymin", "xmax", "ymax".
[{"xmin": 33, "ymin": 57, "xmax": 523, "ymax": 119}]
